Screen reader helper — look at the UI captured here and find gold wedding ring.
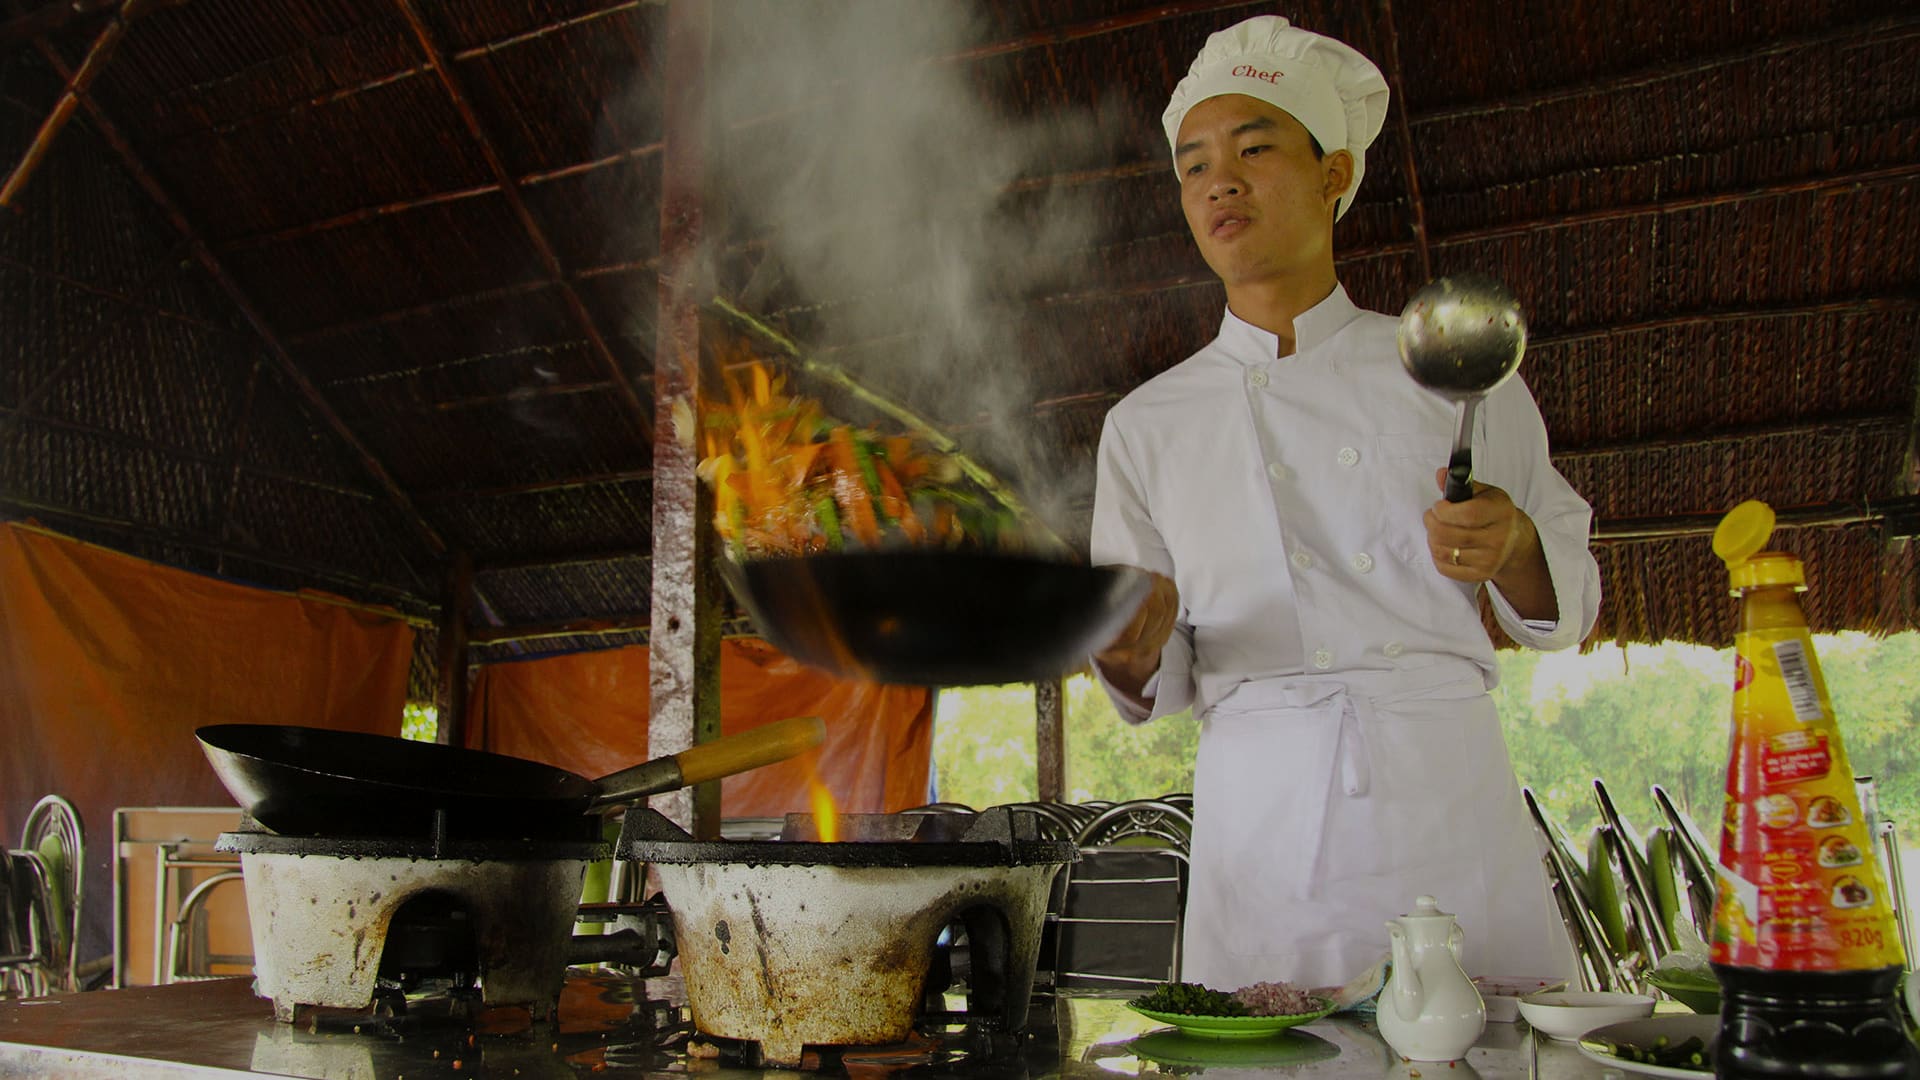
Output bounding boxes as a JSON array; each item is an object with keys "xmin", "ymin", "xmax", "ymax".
[{"xmin": 1450, "ymin": 547, "xmax": 1461, "ymax": 566}]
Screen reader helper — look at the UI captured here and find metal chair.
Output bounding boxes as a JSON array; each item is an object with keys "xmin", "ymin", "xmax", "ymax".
[
  {"xmin": 3, "ymin": 796, "xmax": 83, "ymax": 996},
  {"xmin": 0, "ymin": 852, "xmax": 45, "ymax": 997},
  {"xmin": 1073, "ymin": 798, "xmax": 1192, "ymax": 849},
  {"xmin": 164, "ymin": 871, "xmax": 247, "ymax": 983},
  {"xmin": 1006, "ymin": 803, "xmax": 1084, "ymax": 843},
  {"xmin": 1052, "ymin": 799, "xmax": 1194, "ymax": 989}
]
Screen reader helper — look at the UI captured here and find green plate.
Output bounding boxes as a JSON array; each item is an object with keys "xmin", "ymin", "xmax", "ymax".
[
  {"xmin": 1130, "ymin": 1028, "xmax": 1340, "ymax": 1066},
  {"xmin": 1125, "ymin": 1000, "xmax": 1335, "ymax": 1039}
]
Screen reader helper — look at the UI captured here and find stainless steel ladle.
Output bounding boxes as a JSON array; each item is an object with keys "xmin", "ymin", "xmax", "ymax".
[{"xmin": 1396, "ymin": 273, "xmax": 1528, "ymax": 502}]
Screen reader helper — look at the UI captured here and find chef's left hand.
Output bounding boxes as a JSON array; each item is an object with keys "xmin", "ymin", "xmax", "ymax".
[
  {"xmin": 1423, "ymin": 469, "xmax": 1535, "ymax": 583},
  {"xmin": 1424, "ymin": 468, "xmax": 1558, "ymax": 620}
]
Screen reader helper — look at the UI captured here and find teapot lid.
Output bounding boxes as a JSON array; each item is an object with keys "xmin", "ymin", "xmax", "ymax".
[{"xmin": 1399, "ymin": 895, "xmax": 1454, "ymax": 919}]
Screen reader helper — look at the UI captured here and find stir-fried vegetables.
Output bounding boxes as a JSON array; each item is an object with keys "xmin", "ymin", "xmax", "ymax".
[{"xmin": 697, "ymin": 360, "xmax": 1033, "ymax": 559}]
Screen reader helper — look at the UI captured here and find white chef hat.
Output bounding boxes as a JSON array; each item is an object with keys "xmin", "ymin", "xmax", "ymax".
[{"xmin": 1162, "ymin": 15, "xmax": 1390, "ymax": 220}]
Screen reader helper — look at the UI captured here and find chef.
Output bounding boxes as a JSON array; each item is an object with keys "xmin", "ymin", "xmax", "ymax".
[{"xmin": 1090, "ymin": 15, "xmax": 1601, "ymax": 989}]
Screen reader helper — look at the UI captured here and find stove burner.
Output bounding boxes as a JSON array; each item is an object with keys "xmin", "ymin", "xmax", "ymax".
[
  {"xmin": 217, "ymin": 828, "xmax": 610, "ymax": 1022},
  {"xmin": 621, "ymin": 806, "xmax": 1074, "ymax": 1066}
]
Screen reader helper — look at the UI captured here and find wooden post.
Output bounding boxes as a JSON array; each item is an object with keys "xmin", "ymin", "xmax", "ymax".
[
  {"xmin": 648, "ymin": 0, "xmax": 720, "ymax": 838},
  {"xmin": 1036, "ymin": 678, "xmax": 1065, "ymax": 802},
  {"xmin": 435, "ymin": 552, "xmax": 473, "ymax": 746}
]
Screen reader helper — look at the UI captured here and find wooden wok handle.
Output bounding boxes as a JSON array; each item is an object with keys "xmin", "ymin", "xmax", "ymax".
[{"xmin": 674, "ymin": 715, "xmax": 826, "ymax": 786}]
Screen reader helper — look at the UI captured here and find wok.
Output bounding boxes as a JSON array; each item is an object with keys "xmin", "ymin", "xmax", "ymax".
[
  {"xmin": 197, "ymin": 715, "xmax": 825, "ymax": 839},
  {"xmin": 721, "ymin": 550, "xmax": 1153, "ymax": 686}
]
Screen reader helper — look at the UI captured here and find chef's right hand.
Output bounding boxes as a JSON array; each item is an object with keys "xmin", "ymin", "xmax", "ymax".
[{"xmin": 1093, "ymin": 571, "xmax": 1178, "ymax": 692}]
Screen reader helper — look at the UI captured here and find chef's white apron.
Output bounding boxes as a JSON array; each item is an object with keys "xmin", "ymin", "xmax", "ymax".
[{"xmin": 1180, "ymin": 661, "xmax": 1572, "ymax": 990}]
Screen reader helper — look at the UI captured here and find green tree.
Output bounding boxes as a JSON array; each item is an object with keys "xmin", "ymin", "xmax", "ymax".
[{"xmin": 1062, "ymin": 675, "xmax": 1198, "ymax": 802}]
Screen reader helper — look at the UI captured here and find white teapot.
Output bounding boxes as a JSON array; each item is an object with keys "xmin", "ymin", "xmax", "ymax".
[{"xmin": 1377, "ymin": 895, "xmax": 1486, "ymax": 1062}]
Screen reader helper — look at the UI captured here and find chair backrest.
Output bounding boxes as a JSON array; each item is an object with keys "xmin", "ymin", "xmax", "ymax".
[
  {"xmin": 1052, "ymin": 844, "xmax": 1188, "ymax": 989},
  {"xmin": 18, "ymin": 796, "xmax": 82, "ymax": 991},
  {"xmin": 1007, "ymin": 803, "xmax": 1083, "ymax": 842},
  {"xmin": 1074, "ymin": 799, "xmax": 1193, "ymax": 850},
  {"xmin": 0, "ymin": 849, "xmax": 55, "ymax": 998}
]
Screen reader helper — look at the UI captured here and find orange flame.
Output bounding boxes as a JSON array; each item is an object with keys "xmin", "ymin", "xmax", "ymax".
[{"xmin": 805, "ymin": 756, "xmax": 840, "ymax": 843}]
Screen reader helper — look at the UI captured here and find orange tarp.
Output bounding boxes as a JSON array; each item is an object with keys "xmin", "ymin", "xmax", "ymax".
[
  {"xmin": 466, "ymin": 638, "xmax": 933, "ymax": 816},
  {"xmin": 0, "ymin": 523, "xmax": 415, "ymax": 963}
]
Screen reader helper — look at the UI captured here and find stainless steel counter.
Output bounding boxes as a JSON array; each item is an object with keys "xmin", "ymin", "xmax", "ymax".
[{"xmin": 0, "ymin": 973, "xmax": 1638, "ymax": 1079}]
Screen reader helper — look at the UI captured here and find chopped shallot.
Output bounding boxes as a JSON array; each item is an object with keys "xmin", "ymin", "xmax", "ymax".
[{"xmin": 1230, "ymin": 980, "xmax": 1323, "ymax": 1017}]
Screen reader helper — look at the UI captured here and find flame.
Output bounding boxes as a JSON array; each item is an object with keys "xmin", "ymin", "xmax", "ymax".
[{"xmin": 805, "ymin": 756, "xmax": 841, "ymax": 842}]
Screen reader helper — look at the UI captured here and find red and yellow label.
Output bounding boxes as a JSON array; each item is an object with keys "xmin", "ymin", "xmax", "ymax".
[{"xmin": 1709, "ymin": 627, "xmax": 1905, "ymax": 971}]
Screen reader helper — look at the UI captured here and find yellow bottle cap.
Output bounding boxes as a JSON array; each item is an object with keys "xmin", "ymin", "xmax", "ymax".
[{"xmin": 1713, "ymin": 500, "xmax": 1804, "ymax": 590}]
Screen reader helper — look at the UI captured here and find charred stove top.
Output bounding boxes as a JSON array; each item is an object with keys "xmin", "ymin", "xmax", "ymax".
[
  {"xmin": 620, "ymin": 807, "xmax": 1075, "ymax": 1067},
  {"xmin": 214, "ymin": 818, "xmax": 670, "ymax": 1025}
]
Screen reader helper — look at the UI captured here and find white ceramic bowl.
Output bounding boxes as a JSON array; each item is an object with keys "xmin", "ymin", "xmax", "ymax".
[{"xmin": 1516, "ymin": 991, "xmax": 1657, "ymax": 1041}]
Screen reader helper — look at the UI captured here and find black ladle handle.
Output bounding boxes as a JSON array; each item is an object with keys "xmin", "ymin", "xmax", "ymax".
[
  {"xmin": 1445, "ymin": 448, "xmax": 1475, "ymax": 503},
  {"xmin": 1444, "ymin": 397, "xmax": 1480, "ymax": 503}
]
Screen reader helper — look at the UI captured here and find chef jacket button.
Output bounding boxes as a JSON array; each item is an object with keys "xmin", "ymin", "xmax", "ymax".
[
  {"xmin": 1351, "ymin": 552, "xmax": 1374, "ymax": 573},
  {"xmin": 1291, "ymin": 551, "xmax": 1313, "ymax": 570},
  {"xmin": 1249, "ymin": 369, "xmax": 1270, "ymax": 388},
  {"xmin": 1337, "ymin": 446, "xmax": 1360, "ymax": 466},
  {"xmin": 1312, "ymin": 649, "xmax": 1333, "ymax": 670},
  {"xmin": 1267, "ymin": 462, "xmax": 1287, "ymax": 481},
  {"xmin": 1383, "ymin": 641, "xmax": 1405, "ymax": 658}
]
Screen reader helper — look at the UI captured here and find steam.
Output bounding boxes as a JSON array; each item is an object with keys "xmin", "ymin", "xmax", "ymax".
[{"xmin": 693, "ymin": 1, "xmax": 1135, "ymax": 539}]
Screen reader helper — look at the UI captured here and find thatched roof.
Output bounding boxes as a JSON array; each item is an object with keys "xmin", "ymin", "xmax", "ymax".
[{"xmin": 3, "ymin": 0, "xmax": 1916, "ymax": 694}]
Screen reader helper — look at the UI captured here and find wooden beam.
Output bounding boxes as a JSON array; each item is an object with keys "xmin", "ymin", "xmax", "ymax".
[
  {"xmin": 0, "ymin": 404, "xmax": 382, "ymax": 501},
  {"xmin": 30, "ymin": 34, "xmax": 452, "ymax": 561},
  {"xmin": 0, "ymin": 0, "xmax": 145, "ymax": 209},
  {"xmin": 1531, "ymin": 297, "xmax": 1920, "ymax": 350},
  {"xmin": 475, "ymin": 545, "xmax": 650, "ymax": 573},
  {"xmin": 1413, "ymin": 14, "xmax": 1920, "ymax": 126},
  {"xmin": 647, "ymin": 0, "xmax": 719, "ymax": 838},
  {"xmin": 1553, "ymin": 415, "xmax": 1907, "ymax": 466},
  {"xmin": 394, "ymin": 0, "xmax": 654, "ymax": 447},
  {"xmin": 468, "ymin": 614, "xmax": 762, "ymax": 648},
  {"xmin": 1432, "ymin": 164, "xmax": 1920, "ymax": 249},
  {"xmin": 220, "ymin": 140, "xmax": 663, "ymax": 253},
  {"xmin": 434, "ymin": 551, "xmax": 474, "ymax": 746},
  {"xmin": 1593, "ymin": 496, "xmax": 1920, "ymax": 543},
  {"xmin": 0, "ymin": 251, "xmax": 236, "ymax": 335},
  {"xmin": 469, "ymin": 613, "xmax": 649, "ymax": 645},
  {"xmin": 418, "ymin": 467, "xmax": 653, "ymax": 504},
  {"xmin": 1035, "ymin": 678, "xmax": 1065, "ymax": 802}
]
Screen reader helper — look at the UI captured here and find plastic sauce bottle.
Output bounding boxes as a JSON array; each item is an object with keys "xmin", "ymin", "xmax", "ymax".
[{"xmin": 1708, "ymin": 500, "xmax": 1918, "ymax": 1078}]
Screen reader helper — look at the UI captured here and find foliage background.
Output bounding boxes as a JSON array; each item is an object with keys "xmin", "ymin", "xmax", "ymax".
[{"xmin": 933, "ymin": 633, "xmax": 1920, "ymax": 854}]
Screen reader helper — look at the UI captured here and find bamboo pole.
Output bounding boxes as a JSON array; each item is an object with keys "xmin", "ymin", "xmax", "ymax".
[
  {"xmin": 394, "ymin": 0, "xmax": 653, "ymax": 446},
  {"xmin": 1593, "ymin": 496, "xmax": 1920, "ymax": 544},
  {"xmin": 31, "ymin": 34, "xmax": 452, "ymax": 560},
  {"xmin": 0, "ymin": 0, "xmax": 147, "ymax": 209}
]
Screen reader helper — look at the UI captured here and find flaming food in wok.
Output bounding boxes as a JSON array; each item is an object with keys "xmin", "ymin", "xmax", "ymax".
[
  {"xmin": 698, "ymin": 360, "xmax": 1040, "ymax": 558},
  {"xmin": 692, "ymin": 348, "xmax": 1150, "ymax": 687}
]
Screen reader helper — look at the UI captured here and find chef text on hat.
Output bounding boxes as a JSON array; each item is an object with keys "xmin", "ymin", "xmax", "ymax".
[{"xmin": 1163, "ymin": 16, "xmax": 1390, "ymax": 221}]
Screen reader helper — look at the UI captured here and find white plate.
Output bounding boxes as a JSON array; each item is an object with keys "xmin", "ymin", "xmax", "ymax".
[
  {"xmin": 1474, "ymin": 975, "xmax": 1567, "ymax": 1023},
  {"xmin": 1576, "ymin": 1015, "xmax": 1718, "ymax": 1078}
]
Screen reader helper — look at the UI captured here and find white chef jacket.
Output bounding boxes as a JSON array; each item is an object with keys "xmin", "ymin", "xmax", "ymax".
[{"xmin": 1090, "ymin": 284, "xmax": 1601, "ymax": 989}]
